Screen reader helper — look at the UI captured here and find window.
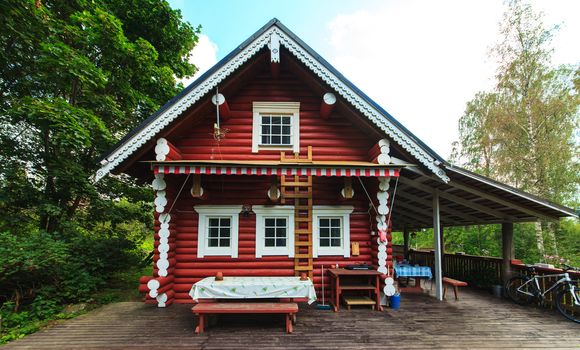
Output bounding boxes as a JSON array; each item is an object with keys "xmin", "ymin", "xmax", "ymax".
[
  {"xmin": 313, "ymin": 206, "xmax": 353, "ymax": 257},
  {"xmin": 252, "ymin": 102, "xmax": 300, "ymax": 153},
  {"xmin": 260, "ymin": 115, "xmax": 292, "ymax": 146},
  {"xmin": 254, "ymin": 205, "xmax": 294, "ymax": 258},
  {"xmin": 195, "ymin": 206, "xmax": 240, "ymax": 258}
]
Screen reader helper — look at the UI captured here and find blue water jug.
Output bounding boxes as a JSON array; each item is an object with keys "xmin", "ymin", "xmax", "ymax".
[{"xmin": 390, "ymin": 294, "xmax": 401, "ymax": 309}]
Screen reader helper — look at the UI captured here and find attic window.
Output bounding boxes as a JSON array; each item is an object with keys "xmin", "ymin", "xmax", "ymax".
[{"xmin": 252, "ymin": 102, "xmax": 300, "ymax": 153}]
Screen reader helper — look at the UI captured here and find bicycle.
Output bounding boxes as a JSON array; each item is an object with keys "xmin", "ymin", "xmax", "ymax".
[{"xmin": 504, "ymin": 263, "xmax": 580, "ymax": 323}]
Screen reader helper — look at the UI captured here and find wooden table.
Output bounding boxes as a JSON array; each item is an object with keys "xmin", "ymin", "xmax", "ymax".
[{"xmin": 327, "ymin": 269, "xmax": 382, "ymax": 312}]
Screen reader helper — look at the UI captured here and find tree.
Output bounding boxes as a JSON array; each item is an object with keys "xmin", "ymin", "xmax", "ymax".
[
  {"xmin": 0, "ymin": 0, "xmax": 200, "ymax": 233},
  {"xmin": 0, "ymin": 0, "xmax": 200, "ymax": 314},
  {"xmin": 452, "ymin": 0, "xmax": 579, "ymax": 258}
]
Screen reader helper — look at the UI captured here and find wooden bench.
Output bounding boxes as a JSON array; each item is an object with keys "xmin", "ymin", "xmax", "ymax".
[
  {"xmin": 442, "ymin": 277, "xmax": 468, "ymax": 300},
  {"xmin": 191, "ymin": 302, "xmax": 298, "ymax": 334}
]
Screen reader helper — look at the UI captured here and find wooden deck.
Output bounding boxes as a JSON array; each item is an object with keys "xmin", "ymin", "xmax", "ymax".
[{"xmin": 4, "ymin": 288, "xmax": 579, "ymax": 349}]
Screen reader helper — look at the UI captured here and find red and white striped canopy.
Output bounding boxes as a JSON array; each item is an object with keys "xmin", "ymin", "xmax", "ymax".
[{"xmin": 153, "ymin": 165, "xmax": 399, "ymax": 177}]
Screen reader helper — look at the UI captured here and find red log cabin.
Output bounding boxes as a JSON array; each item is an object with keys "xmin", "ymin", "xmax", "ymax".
[{"xmin": 95, "ymin": 19, "xmax": 576, "ymax": 307}]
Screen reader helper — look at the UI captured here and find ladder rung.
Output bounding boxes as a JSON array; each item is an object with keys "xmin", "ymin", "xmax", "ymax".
[
  {"xmin": 294, "ymin": 266, "xmax": 313, "ymax": 271},
  {"xmin": 294, "ymin": 254, "xmax": 311, "ymax": 259},
  {"xmin": 284, "ymin": 193, "xmax": 311, "ymax": 199},
  {"xmin": 294, "ymin": 229, "xmax": 311, "ymax": 234},
  {"xmin": 280, "ymin": 181, "xmax": 312, "ymax": 187},
  {"xmin": 295, "ymin": 241, "xmax": 312, "ymax": 246},
  {"xmin": 295, "ymin": 217, "xmax": 312, "ymax": 222}
]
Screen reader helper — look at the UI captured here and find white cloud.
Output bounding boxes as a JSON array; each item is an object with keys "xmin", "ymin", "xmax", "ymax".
[
  {"xmin": 326, "ymin": 1, "xmax": 503, "ymax": 159},
  {"xmin": 325, "ymin": 0, "xmax": 580, "ymax": 160},
  {"xmin": 180, "ymin": 34, "xmax": 218, "ymax": 87}
]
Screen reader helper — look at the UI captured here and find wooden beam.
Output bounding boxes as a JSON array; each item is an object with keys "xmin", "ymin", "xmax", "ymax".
[
  {"xmin": 397, "ymin": 185, "xmax": 481, "ymax": 222},
  {"xmin": 398, "ymin": 176, "xmax": 515, "ymax": 221},
  {"xmin": 319, "ymin": 93, "xmax": 336, "ymax": 119},
  {"xmin": 211, "ymin": 93, "xmax": 231, "ymax": 119},
  {"xmin": 395, "ymin": 200, "xmax": 463, "ymax": 227},
  {"xmin": 433, "ymin": 191, "xmax": 443, "ymax": 301},
  {"xmin": 502, "ymin": 222, "xmax": 514, "ymax": 284},
  {"xmin": 391, "ymin": 206, "xmax": 432, "ymax": 226},
  {"xmin": 443, "ymin": 179, "xmax": 555, "ymax": 221}
]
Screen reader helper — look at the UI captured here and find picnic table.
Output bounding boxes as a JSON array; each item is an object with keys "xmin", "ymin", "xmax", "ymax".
[
  {"xmin": 394, "ymin": 262, "xmax": 433, "ymax": 292},
  {"xmin": 189, "ymin": 276, "xmax": 317, "ymax": 303}
]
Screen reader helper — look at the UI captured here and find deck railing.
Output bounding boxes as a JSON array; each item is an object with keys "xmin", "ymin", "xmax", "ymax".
[
  {"xmin": 407, "ymin": 249, "xmax": 503, "ymax": 287},
  {"xmin": 401, "ymin": 247, "xmax": 580, "ymax": 310}
]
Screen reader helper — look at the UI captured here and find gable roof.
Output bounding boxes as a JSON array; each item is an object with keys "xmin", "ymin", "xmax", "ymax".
[{"xmin": 95, "ymin": 18, "xmax": 448, "ymax": 182}]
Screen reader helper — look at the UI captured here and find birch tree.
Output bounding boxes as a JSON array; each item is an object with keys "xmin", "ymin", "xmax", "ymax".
[{"xmin": 453, "ymin": 0, "xmax": 579, "ymax": 258}]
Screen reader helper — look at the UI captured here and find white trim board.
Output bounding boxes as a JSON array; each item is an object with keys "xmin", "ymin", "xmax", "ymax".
[
  {"xmin": 253, "ymin": 205, "xmax": 295, "ymax": 258},
  {"xmin": 195, "ymin": 205, "xmax": 240, "ymax": 258}
]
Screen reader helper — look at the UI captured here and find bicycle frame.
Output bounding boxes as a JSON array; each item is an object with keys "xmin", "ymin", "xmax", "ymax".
[{"xmin": 517, "ymin": 272, "xmax": 579, "ymax": 305}]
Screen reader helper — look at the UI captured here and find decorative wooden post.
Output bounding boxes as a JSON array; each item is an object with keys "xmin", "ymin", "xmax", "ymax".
[
  {"xmin": 502, "ymin": 222, "xmax": 514, "ymax": 284},
  {"xmin": 433, "ymin": 190, "xmax": 443, "ymax": 301},
  {"xmin": 269, "ymin": 33, "xmax": 280, "ymax": 78},
  {"xmin": 148, "ymin": 173, "xmax": 176, "ymax": 307}
]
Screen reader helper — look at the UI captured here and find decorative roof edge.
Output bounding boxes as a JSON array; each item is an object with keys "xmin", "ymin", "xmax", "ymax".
[{"xmin": 95, "ymin": 19, "xmax": 448, "ymax": 182}]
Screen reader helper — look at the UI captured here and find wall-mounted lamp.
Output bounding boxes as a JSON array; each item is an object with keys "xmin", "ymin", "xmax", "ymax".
[{"xmin": 241, "ymin": 204, "xmax": 253, "ymax": 218}]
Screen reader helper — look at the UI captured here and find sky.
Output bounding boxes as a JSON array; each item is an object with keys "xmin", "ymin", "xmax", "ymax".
[{"xmin": 169, "ymin": 0, "xmax": 580, "ymax": 159}]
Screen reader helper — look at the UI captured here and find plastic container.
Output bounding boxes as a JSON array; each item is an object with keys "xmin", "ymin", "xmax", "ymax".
[{"xmin": 390, "ymin": 294, "xmax": 401, "ymax": 309}]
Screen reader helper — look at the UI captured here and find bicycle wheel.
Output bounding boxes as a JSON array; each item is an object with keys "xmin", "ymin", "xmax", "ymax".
[
  {"xmin": 505, "ymin": 276, "xmax": 536, "ymax": 305},
  {"xmin": 555, "ymin": 288, "xmax": 580, "ymax": 323}
]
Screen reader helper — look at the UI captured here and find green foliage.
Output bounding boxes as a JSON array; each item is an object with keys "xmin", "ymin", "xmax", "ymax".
[
  {"xmin": 450, "ymin": 0, "xmax": 579, "ymax": 262},
  {"xmin": 0, "ymin": 0, "xmax": 199, "ymax": 343}
]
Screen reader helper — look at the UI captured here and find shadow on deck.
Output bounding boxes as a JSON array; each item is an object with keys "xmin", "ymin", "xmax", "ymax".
[{"xmin": 4, "ymin": 288, "xmax": 579, "ymax": 349}]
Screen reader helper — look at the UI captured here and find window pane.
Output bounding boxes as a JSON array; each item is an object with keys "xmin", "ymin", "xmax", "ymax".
[
  {"xmin": 276, "ymin": 238, "xmax": 286, "ymax": 247},
  {"xmin": 208, "ymin": 238, "xmax": 219, "ymax": 247},
  {"xmin": 209, "ymin": 218, "xmax": 219, "ymax": 227},
  {"xmin": 320, "ymin": 218, "xmax": 329, "ymax": 227},
  {"xmin": 271, "ymin": 136, "xmax": 281, "ymax": 144},
  {"xmin": 262, "ymin": 125, "xmax": 270, "ymax": 135},
  {"xmin": 320, "ymin": 238, "xmax": 330, "ymax": 247},
  {"xmin": 276, "ymin": 227, "xmax": 286, "ymax": 238},
  {"xmin": 272, "ymin": 125, "xmax": 281, "ymax": 134},
  {"xmin": 265, "ymin": 238, "xmax": 275, "ymax": 247},
  {"xmin": 331, "ymin": 228, "xmax": 341, "ymax": 238},
  {"xmin": 281, "ymin": 116, "xmax": 291, "ymax": 125},
  {"xmin": 262, "ymin": 135, "xmax": 270, "ymax": 144},
  {"xmin": 221, "ymin": 227, "xmax": 231, "ymax": 237},
  {"xmin": 219, "ymin": 238, "xmax": 230, "ymax": 247},
  {"xmin": 276, "ymin": 218, "xmax": 286, "ymax": 226},
  {"xmin": 331, "ymin": 238, "xmax": 341, "ymax": 247},
  {"xmin": 262, "ymin": 116, "xmax": 270, "ymax": 124},
  {"xmin": 282, "ymin": 126, "xmax": 290, "ymax": 134},
  {"xmin": 331, "ymin": 218, "xmax": 341, "ymax": 227},
  {"xmin": 220, "ymin": 218, "xmax": 231, "ymax": 226},
  {"xmin": 265, "ymin": 227, "xmax": 275, "ymax": 237},
  {"xmin": 320, "ymin": 227, "xmax": 329, "ymax": 238},
  {"xmin": 282, "ymin": 136, "xmax": 291, "ymax": 145},
  {"xmin": 265, "ymin": 218, "xmax": 275, "ymax": 226},
  {"xmin": 272, "ymin": 116, "xmax": 281, "ymax": 124},
  {"xmin": 209, "ymin": 227, "xmax": 219, "ymax": 238}
]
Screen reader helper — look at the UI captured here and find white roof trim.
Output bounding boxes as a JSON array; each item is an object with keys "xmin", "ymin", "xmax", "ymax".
[{"xmin": 95, "ymin": 24, "xmax": 448, "ymax": 182}]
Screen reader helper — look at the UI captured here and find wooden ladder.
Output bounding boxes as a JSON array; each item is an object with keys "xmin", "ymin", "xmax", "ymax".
[{"xmin": 280, "ymin": 147, "xmax": 313, "ymax": 279}]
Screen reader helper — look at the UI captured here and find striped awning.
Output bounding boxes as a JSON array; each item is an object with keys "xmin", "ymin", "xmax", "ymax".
[{"xmin": 153, "ymin": 165, "xmax": 399, "ymax": 177}]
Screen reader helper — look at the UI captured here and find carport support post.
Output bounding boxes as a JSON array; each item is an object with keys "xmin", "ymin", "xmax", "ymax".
[
  {"xmin": 501, "ymin": 222, "xmax": 514, "ymax": 284},
  {"xmin": 433, "ymin": 191, "xmax": 443, "ymax": 301},
  {"xmin": 403, "ymin": 226, "xmax": 410, "ymax": 259}
]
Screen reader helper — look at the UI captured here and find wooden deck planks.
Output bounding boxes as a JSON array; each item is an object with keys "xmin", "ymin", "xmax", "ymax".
[{"xmin": 3, "ymin": 288, "xmax": 579, "ymax": 349}]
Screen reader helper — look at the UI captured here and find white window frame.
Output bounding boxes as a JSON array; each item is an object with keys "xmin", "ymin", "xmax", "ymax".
[
  {"xmin": 195, "ymin": 205, "xmax": 240, "ymax": 258},
  {"xmin": 252, "ymin": 102, "xmax": 300, "ymax": 153},
  {"xmin": 313, "ymin": 206, "xmax": 353, "ymax": 258},
  {"xmin": 253, "ymin": 205, "xmax": 295, "ymax": 258}
]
